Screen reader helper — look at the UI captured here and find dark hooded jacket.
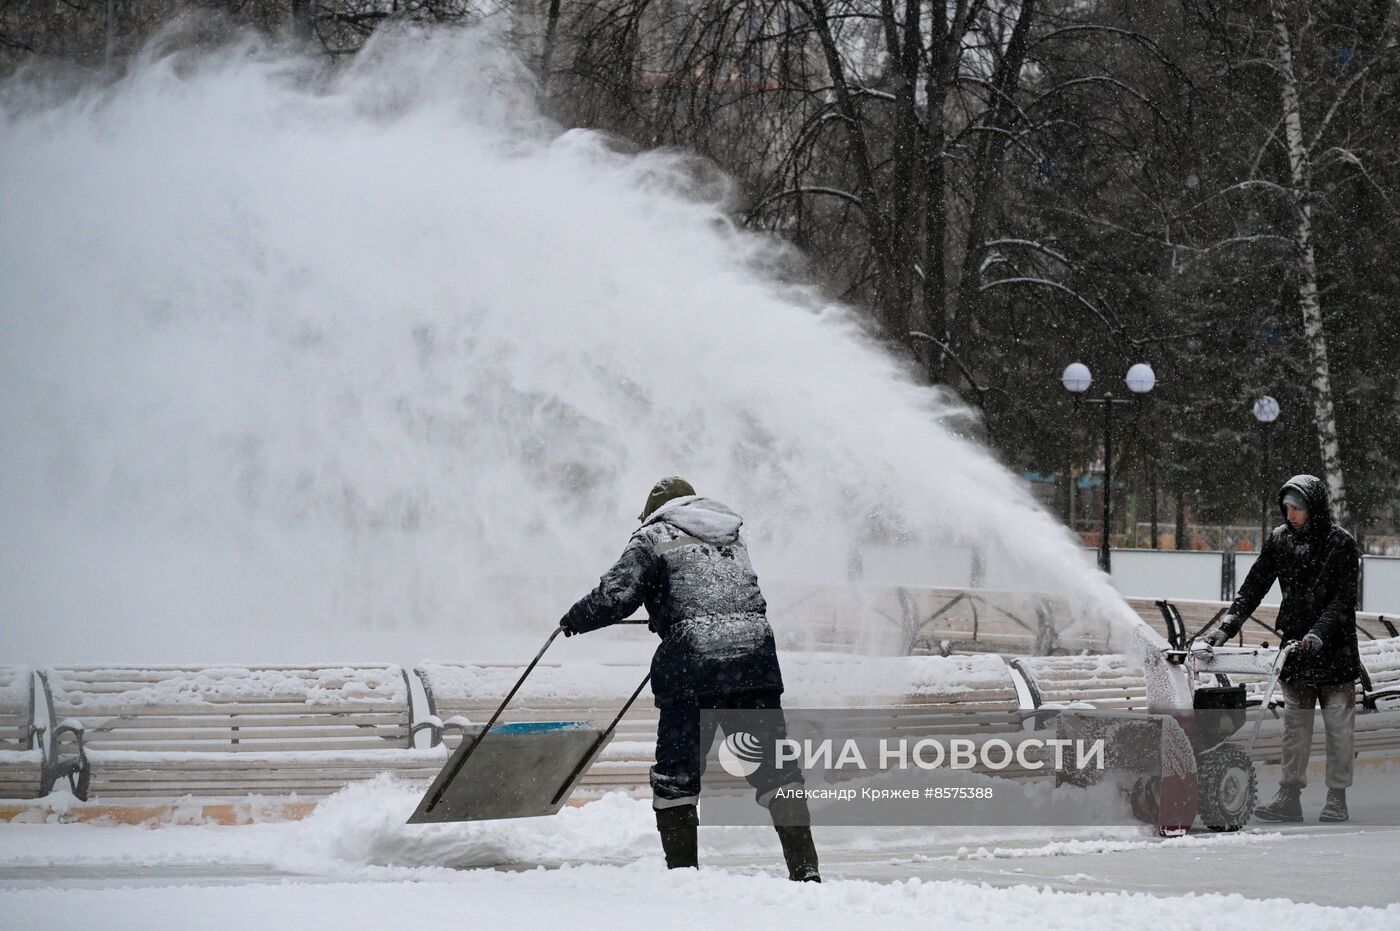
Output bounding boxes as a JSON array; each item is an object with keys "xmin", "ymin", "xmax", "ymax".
[
  {"xmin": 562, "ymin": 495, "xmax": 783, "ymax": 706},
  {"xmin": 1221, "ymin": 475, "xmax": 1361, "ymax": 685}
]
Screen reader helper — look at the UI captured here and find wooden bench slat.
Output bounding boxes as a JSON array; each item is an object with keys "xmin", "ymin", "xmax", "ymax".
[
  {"xmin": 81, "ymin": 737, "xmax": 413, "ymax": 753},
  {"xmin": 1013, "ymin": 655, "xmax": 1149, "ymax": 711},
  {"xmin": 90, "ymin": 781, "xmax": 442, "ymax": 793},
  {"xmin": 86, "ymin": 782, "xmax": 435, "ymax": 793},
  {"xmin": 53, "ymin": 680, "xmax": 400, "ymax": 698},
  {"xmin": 51, "ymin": 700, "xmax": 408, "ymax": 717},
  {"xmin": 85, "ymin": 725, "xmax": 410, "ymax": 744},
  {"xmin": 51, "ymin": 664, "xmax": 399, "ymax": 676},
  {"xmin": 0, "ymin": 668, "xmax": 35, "ymax": 775},
  {"xmin": 91, "ymin": 765, "xmax": 443, "ymax": 778},
  {"xmin": 77, "ymin": 713, "xmax": 407, "ymax": 729},
  {"xmin": 0, "ymin": 668, "xmax": 39, "ymax": 798}
]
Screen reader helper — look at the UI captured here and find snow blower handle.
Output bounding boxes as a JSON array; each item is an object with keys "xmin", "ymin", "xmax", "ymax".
[
  {"xmin": 1241, "ymin": 640, "xmax": 1298, "ymax": 759},
  {"xmin": 1258, "ymin": 640, "xmax": 1298, "ymax": 713}
]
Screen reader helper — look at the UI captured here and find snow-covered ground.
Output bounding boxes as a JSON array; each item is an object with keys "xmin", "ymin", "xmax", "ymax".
[{"xmin": 3, "ymin": 777, "xmax": 1398, "ymax": 929}]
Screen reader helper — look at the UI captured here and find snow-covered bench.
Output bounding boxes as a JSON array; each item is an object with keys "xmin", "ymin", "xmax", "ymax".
[
  {"xmin": 1359, "ymin": 637, "xmax": 1400, "ymax": 709},
  {"xmin": 0, "ymin": 666, "xmax": 44, "ymax": 800},
  {"xmin": 41, "ymin": 665, "xmax": 447, "ymax": 801},
  {"xmin": 1236, "ymin": 638, "xmax": 1400, "ymax": 766},
  {"xmin": 785, "ymin": 653, "xmax": 1055, "ymax": 779},
  {"xmin": 416, "ymin": 653, "xmax": 1034, "ymax": 793},
  {"xmin": 1010, "ymin": 654, "xmax": 1150, "ymax": 713},
  {"xmin": 781, "ymin": 652, "xmax": 1023, "ymax": 714},
  {"xmin": 1229, "ymin": 636, "xmax": 1399, "ymax": 709}
]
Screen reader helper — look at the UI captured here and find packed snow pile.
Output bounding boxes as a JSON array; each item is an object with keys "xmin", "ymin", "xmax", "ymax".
[
  {"xmin": 0, "ymin": 775, "xmax": 1226, "ymax": 871},
  {"xmin": 5, "ymin": 866, "xmax": 1395, "ymax": 931}
]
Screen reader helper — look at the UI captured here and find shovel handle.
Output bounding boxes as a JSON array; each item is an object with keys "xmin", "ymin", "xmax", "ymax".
[
  {"xmin": 423, "ymin": 626, "xmax": 564, "ymax": 813},
  {"xmin": 550, "ymin": 669, "xmax": 652, "ymax": 807},
  {"xmin": 424, "ymin": 619, "xmax": 652, "ymax": 813}
]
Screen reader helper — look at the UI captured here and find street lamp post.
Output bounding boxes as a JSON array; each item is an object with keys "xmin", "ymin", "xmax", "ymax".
[
  {"xmin": 1253, "ymin": 396, "xmax": 1280, "ymax": 544},
  {"xmin": 1063, "ymin": 362, "xmax": 1156, "ymax": 573}
]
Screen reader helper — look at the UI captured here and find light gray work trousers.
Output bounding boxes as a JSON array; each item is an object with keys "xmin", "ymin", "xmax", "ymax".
[{"xmin": 1279, "ymin": 680, "xmax": 1356, "ymax": 791}]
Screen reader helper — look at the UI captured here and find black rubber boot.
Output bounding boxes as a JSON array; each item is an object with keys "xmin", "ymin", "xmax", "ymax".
[
  {"xmin": 768, "ymin": 793, "xmax": 821, "ymax": 882},
  {"xmin": 775, "ymin": 825, "xmax": 821, "ymax": 882},
  {"xmin": 1253, "ymin": 786, "xmax": 1303, "ymax": 823},
  {"xmin": 655, "ymin": 805, "xmax": 699, "ymax": 869},
  {"xmin": 1319, "ymin": 789, "xmax": 1349, "ymax": 823}
]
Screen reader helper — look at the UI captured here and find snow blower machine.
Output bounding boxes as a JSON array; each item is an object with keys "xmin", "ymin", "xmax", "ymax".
[
  {"xmin": 1150, "ymin": 600, "xmax": 1299, "ymax": 834},
  {"xmin": 1056, "ymin": 601, "xmax": 1297, "ymax": 837}
]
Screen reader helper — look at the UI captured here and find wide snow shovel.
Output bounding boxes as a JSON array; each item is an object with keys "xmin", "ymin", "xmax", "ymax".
[{"xmin": 408, "ymin": 623, "xmax": 652, "ymax": 824}]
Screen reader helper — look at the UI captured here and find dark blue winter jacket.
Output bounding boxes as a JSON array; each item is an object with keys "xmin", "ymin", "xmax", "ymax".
[{"xmin": 562, "ymin": 496, "xmax": 783, "ymax": 706}]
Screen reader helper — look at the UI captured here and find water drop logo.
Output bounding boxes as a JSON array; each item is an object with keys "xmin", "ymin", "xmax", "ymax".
[{"xmin": 717, "ymin": 731, "xmax": 765, "ymax": 778}]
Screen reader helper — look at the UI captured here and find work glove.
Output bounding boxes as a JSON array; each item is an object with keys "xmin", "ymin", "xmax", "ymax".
[
  {"xmin": 1204, "ymin": 628, "xmax": 1232, "ymax": 648},
  {"xmin": 559, "ymin": 615, "xmax": 579, "ymax": 638},
  {"xmin": 1296, "ymin": 632, "xmax": 1324, "ymax": 656}
]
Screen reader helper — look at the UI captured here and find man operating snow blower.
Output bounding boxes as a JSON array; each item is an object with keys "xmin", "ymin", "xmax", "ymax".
[
  {"xmin": 1204, "ymin": 474, "xmax": 1361, "ymax": 823},
  {"xmin": 559, "ymin": 476, "xmax": 821, "ymax": 881}
]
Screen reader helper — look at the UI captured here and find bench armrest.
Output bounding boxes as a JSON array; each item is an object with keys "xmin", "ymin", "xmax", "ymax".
[
  {"xmin": 44, "ymin": 719, "xmax": 89, "ymax": 797},
  {"xmin": 409, "ymin": 719, "xmax": 442, "ymax": 746},
  {"xmin": 410, "ymin": 715, "xmax": 475, "ymax": 747},
  {"xmin": 1365, "ymin": 687, "xmax": 1400, "ymax": 708},
  {"xmin": 51, "ymin": 719, "xmax": 85, "ymax": 753}
]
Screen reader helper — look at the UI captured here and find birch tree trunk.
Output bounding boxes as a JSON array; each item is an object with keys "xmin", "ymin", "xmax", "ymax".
[{"xmin": 1269, "ymin": 0, "xmax": 1348, "ymax": 523}]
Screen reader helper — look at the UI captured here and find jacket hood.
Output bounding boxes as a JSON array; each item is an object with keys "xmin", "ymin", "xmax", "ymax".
[
  {"xmin": 1278, "ymin": 474, "xmax": 1331, "ymax": 532},
  {"xmin": 642, "ymin": 495, "xmax": 743, "ymax": 545}
]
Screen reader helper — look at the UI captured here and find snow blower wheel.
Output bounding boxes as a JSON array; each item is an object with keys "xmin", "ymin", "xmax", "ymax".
[
  {"xmin": 1129, "ymin": 775, "xmax": 1160, "ymax": 825},
  {"xmin": 1196, "ymin": 744, "xmax": 1256, "ymax": 832}
]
